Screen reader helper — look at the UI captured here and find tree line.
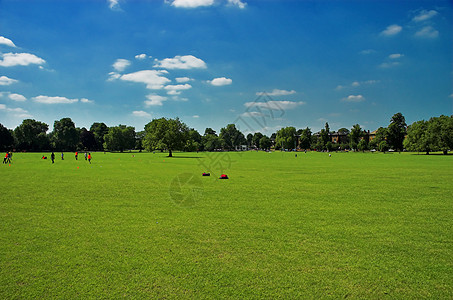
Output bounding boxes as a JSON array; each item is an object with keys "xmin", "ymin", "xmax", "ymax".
[{"xmin": 0, "ymin": 113, "xmax": 452, "ymax": 155}]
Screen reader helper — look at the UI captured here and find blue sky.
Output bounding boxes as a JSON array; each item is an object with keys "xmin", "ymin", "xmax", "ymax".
[{"xmin": 0, "ymin": 0, "xmax": 451, "ymax": 135}]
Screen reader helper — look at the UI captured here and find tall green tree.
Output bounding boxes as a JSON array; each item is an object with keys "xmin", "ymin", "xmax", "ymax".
[
  {"xmin": 90, "ymin": 122, "xmax": 109, "ymax": 151},
  {"xmin": 246, "ymin": 133, "xmax": 253, "ymax": 147},
  {"xmin": 0, "ymin": 123, "xmax": 14, "ymax": 151},
  {"xmin": 404, "ymin": 120, "xmax": 430, "ymax": 154},
  {"xmin": 275, "ymin": 126, "xmax": 296, "ymax": 150},
  {"xmin": 252, "ymin": 132, "xmax": 263, "ymax": 148},
  {"xmin": 104, "ymin": 125, "xmax": 136, "ymax": 152},
  {"xmin": 14, "ymin": 119, "xmax": 50, "ymax": 151},
  {"xmin": 349, "ymin": 124, "xmax": 363, "ymax": 150},
  {"xmin": 52, "ymin": 118, "xmax": 79, "ymax": 151},
  {"xmin": 387, "ymin": 112, "xmax": 407, "ymax": 151},
  {"xmin": 184, "ymin": 128, "xmax": 202, "ymax": 152},
  {"xmin": 219, "ymin": 124, "xmax": 246, "ymax": 150},
  {"xmin": 143, "ymin": 118, "xmax": 188, "ymax": 157},
  {"xmin": 80, "ymin": 128, "xmax": 96, "ymax": 150},
  {"xmin": 299, "ymin": 127, "xmax": 312, "ymax": 149},
  {"xmin": 259, "ymin": 135, "xmax": 272, "ymax": 150}
]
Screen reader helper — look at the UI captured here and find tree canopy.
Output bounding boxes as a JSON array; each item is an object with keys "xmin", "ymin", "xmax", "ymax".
[{"xmin": 143, "ymin": 118, "xmax": 189, "ymax": 157}]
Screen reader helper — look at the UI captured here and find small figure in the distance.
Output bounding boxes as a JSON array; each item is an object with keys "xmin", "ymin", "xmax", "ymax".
[
  {"xmin": 75, "ymin": 151, "xmax": 78, "ymax": 160},
  {"xmin": 88, "ymin": 153, "xmax": 92, "ymax": 164},
  {"xmin": 51, "ymin": 152, "xmax": 55, "ymax": 164}
]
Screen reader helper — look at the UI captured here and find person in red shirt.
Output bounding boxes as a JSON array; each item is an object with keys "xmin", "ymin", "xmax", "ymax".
[
  {"xmin": 3, "ymin": 153, "xmax": 7, "ymax": 164},
  {"xmin": 88, "ymin": 153, "xmax": 92, "ymax": 164},
  {"xmin": 75, "ymin": 151, "xmax": 78, "ymax": 160}
]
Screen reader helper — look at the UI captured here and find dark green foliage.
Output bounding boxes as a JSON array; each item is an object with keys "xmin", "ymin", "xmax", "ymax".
[
  {"xmin": 299, "ymin": 127, "xmax": 312, "ymax": 150},
  {"xmin": 252, "ymin": 132, "xmax": 263, "ymax": 148},
  {"xmin": 104, "ymin": 125, "xmax": 136, "ymax": 152},
  {"xmin": 219, "ymin": 124, "xmax": 246, "ymax": 150},
  {"xmin": 52, "ymin": 118, "xmax": 79, "ymax": 151},
  {"xmin": 387, "ymin": 112, "xmax": 407, "ymax": 151},
  {"xmin": 90, "ymin": 122, "xmax": 109, "ymax": 151},
  {"xmin": 275, "ymin": 126, "xmax": 296, "ymax": 150},
  {"xmin": 143, "ymin": 118, "xmax": 188, "ymax": 157},
  {"xmin": 0, "ymin": 123, "xmax": 14, "ymax": 150},
  {"xmin": 14, "ymin": 119, "xmax": 49, "ymax": 151},
  {"xmin": 259, "ymin": 135, "xmax": 272, "ymax": 150}
]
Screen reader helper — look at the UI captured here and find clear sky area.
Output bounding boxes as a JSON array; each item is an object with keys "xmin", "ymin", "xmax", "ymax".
[{"xmin": 0, "ymin": 0, "xmax": 452, "ymax": 134}]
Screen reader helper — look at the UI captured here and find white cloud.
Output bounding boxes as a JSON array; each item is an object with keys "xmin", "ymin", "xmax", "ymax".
[
  {"xmin": 80, "ymin": 98, "xmax": 93, "ymax": 103},
  {"xmin": 144, "ymin": 94, "xmax": 167, "ymax": 106},
  {"xmin": 360, "ymin": 49, "xmax": 376, "ymax": 55},
  {"xmin": 257, "ymin": 89, "xmax": 295, "ymax": 96},
  {"xmin": 175, "ymin": 77, "xmax": 192, "ymax": 83},
  {"xmin": 192, "ymin": 115, "xmax": 199, "ymax": 118},
  {"xmin": 227, "ymin": 0, "xmax": 246, "ymax": 9},
  {"xmin": 170, "ymin": 0, "xmax": 214, "ymax": 8},
  {"xmin": 32, "ymin": 95, "xmax": 78, "ymax": 104},
  {"xmin": 389, "ymin": 53, "xmax": 403, "ymax": 59},
  {"xmin": 412, "ymin": 10, "xmax": 438, "ymax": 22},
  {"xmin": 0, "ymin": 75, "xmax": 18, "ymax": 85},
  {"xmin": 336, "ymin": 80, "xmax": 378, "ymax": 90},
  {"xmin": 108, "ymin": 0, "xmax": 121, "ymax": 10},
  {"xmin": 0, "ymin": 36, "xmax": 16, "ymax": 47},
  {"xmin": 120, "ymin": 70, "xmax": 171, "ymax": 89},
  {"xmin": 342, "ymin": 95, "xmax": 365, "ymax": 103},
  {"xmin": 241, "ymin": 111, "xmax": 266, "ymax": 117},
  {"xmin": 9, "ymin": 93, "xmax": 27, "ymax": 101},
  {"xmin": 132, "ymin": 110, "xmax": 151, "ymax": 117},
  {"xmin": 380, "ymin": 24, "xmax": 402, "ymax": 36},
  {"xmin": 209, "ymin": 77, "xmax": 232, "ymax": 86},
  {"xmin": 0, "ymin": 104, "xmax": 32, "ymax": 118},
  {"xmin": 415, "ymin": 26, "xmax": 439, "ymax": 38},
  {"xmin": 244, "ymin": 100, "xmax": 305, "ymax": 110},
  {"xmin": 108, "ymin": 72, "xmax": 121, "ymax": 81},
  {"xmin": 0, "ymin": 52, "xmax": 46, "ymax": 67},
  {"xmin": 164, "ymin": 84, "xmax": 192, "ymax": 92},
  {"xmin": 113, "ymin": 59, "xmax": 131, "ymax": 72},
  {"xmin": 135, "ymin": 54, "xmax": 148, "ymax": 60},
  {"xmin": 379, "ymin": 62, "xmax": 400, "ymax": 68},
  {"xmin": 154, "ymin": 55, "xmax": 207, "ymax": 70}
]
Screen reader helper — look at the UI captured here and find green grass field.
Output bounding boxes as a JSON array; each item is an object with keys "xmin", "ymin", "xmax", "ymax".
[{"xmin": 1, "ymin": 151, "xmax": 452, "ymax": 298}]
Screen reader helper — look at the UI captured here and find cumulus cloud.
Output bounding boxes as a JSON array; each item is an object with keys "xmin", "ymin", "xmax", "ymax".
[
  {"xmin": 170, "ymin": 0, "xmax": 214, "ymax": 8},
  {"xmin": 154, "ymin": 55, "xmax": 207, "ymax": 70},
  {"xmin": 241, "ymin": 111, "xmax": 266, "ymax": 117},
  {"xmin": 120, "ymin": 70, "xmax": 170, "ymax": 89},
  {"xmin": 175, "ymin": 77, "xmax": 192, "ymax": 83},
  {"xmin": 32, "ymin": 95, "xmax": 79, "ymax": 104},
  {"xmin": 209, "ymin": 77, "xmax": 232, "ymax": 86},
  {"xmin": 135, "ymin": 54, "xmax": 148, "ymax": 60},
  {"xmin": 244, "ymin": 100, "xmax": 305, "ymax": 110},
  {"xmin": 380, "ymin": 24, "xmax": 402, "ymax": 36},
  {"xmin": 192, "ymin": 115, "xmax": 199, "ymax": 118},
  {"xmin": 0, "ymin": 36, "xmax": 16, "ymax": 47},
  {"xmin": 9, "ymin": 93, "xmax": 27, "ymax": 101},
  {"xmin": 80, "ymin": 98, "xmax": 93, "ymax": 103},
  {"xmin": 145, "ymin": 94, "xmax": 167, "ymax": 106},
  {"xmin": 164, "ymin": 84, "xmax": 192, "ymax": 95},
  {"xmin": 227, "ymin": 0, "xmax": 246, "ymax": 9},
  {"xmin": 113, "ymin": 59, "xmax": 131, "ymax": 72},
  {"xmin": 342, "ymin": 95, "xmax": 365, "ymax": 103},
  {"xmin": 132, "ymin": 110, "xmax": 151, "ymax": 117},
  {"xmin": 257, "ymin": 89, "xmax": 296, "ymax": 96},
  {"xmin": 415, "ymin": 26, "xmax": 439, "ymax": 38},
  {"xmin": 0, "ymin": 75, "xmax": 18, "ymax": 85},
  {"xmin": 412, "ymin": 10, "xmax": 438, "ymax": 22},
  {"xmin": 0, "ymin": 52, "xmax": 46, "ymax": 67},
  {"xmin": 389, "ymin": 53, "xmax": 404, "ymax": 59}
]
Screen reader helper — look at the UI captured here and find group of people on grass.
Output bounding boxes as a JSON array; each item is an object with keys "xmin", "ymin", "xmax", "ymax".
[
  {"xmin": 45, "ymin": 151, "xmax": 92, "ymax": 164},
  {"xmin": 3, "ymin": 152, "xmax": 12, "ymax": 164}
]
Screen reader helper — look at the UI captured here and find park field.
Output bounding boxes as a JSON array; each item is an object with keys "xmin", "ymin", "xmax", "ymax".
[{"xmin": 0, "ymin": 151, "xmax": 452, "ymax": 298}]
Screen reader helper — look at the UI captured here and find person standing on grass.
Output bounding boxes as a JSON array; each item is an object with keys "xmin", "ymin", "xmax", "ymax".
[
  {"xmin": 51, "ymin": 152, "xmax": 55, "ymax": 164},
  {"xmin": 61, "ymin": 152, "xmax": 64, "ymax": 160},
  {"xmin": 88, "ymin": 153, "xmax": 92, "ymax": 164},
  {"xmin": 3, "ymin": 152, "xmax": 7, "ymax": 164},
  {"xmin": 75, "ymin": 151, "xmax": 78, "ymax": 160},
  {"xmin": 84, "ymin": 152, "xmax": 88, "ymax": 160}
]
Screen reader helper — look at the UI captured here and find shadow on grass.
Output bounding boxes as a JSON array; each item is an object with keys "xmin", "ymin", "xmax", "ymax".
[{"xmin": 169, "ymin": 156, "xmax": 205, "ymax": 159}]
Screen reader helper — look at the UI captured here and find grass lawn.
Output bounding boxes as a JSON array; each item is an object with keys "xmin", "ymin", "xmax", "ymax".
[{"xmin": 1, "ymin": 151, "xmax": 452, "ymax": 298}]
